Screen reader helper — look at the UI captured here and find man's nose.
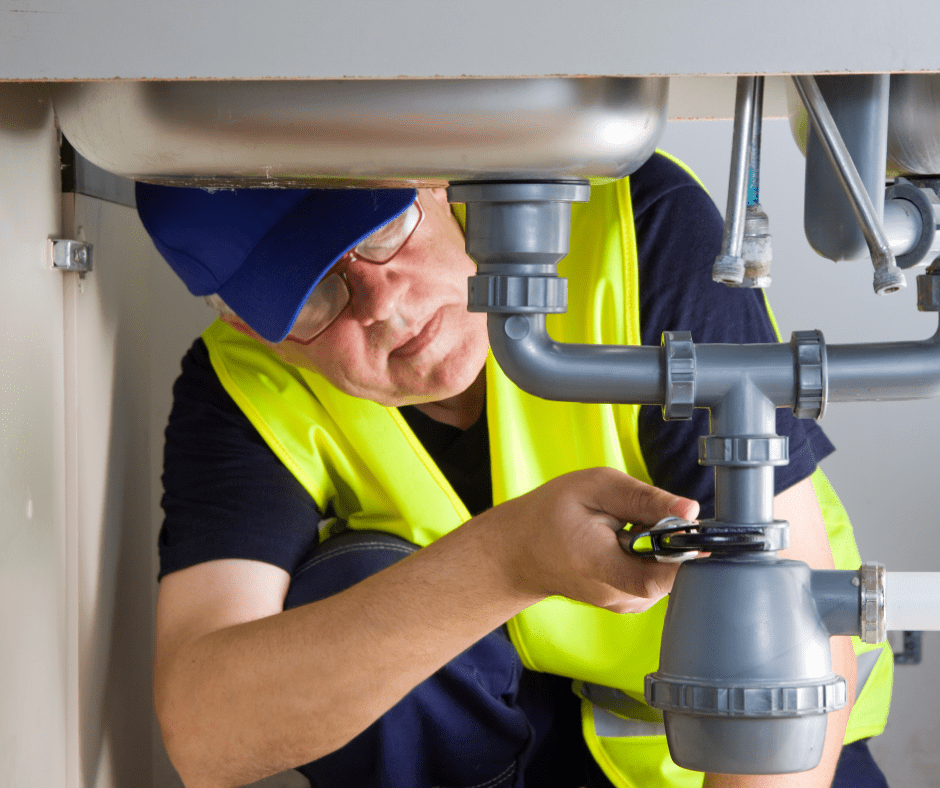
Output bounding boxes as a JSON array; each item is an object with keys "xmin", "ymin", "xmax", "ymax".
[{"xmin": 344, "ymin": 258, "xmax": 408, "ymax": 324}]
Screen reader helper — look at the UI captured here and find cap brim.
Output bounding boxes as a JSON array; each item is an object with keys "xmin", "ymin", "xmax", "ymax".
[{"xmin": 217, "ymin": 188, "xmax": 417, "ymax": 343}]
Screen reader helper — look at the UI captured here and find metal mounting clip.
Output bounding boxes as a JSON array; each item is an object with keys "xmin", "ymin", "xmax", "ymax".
[{"xmin": 50, "ymin": 239, "xmax": 93, "ymax": 273}]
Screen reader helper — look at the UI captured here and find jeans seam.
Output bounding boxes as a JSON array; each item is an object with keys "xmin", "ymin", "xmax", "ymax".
[
  {"xmin": 294, "ymin": 542, "xmax": 417, "ymax": 576},
  {"xmin": 443, "ymin": 761, "xmax": 516, "ymax": 788}
]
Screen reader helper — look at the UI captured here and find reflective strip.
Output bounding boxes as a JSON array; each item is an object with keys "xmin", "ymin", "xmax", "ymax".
[
  {"xmin": 583, "ymin": 682, "xmax": 667, "ymax": 738},
  {"xmin": 856, "ymin": 648, "xmax": 881, "ymax": 694},
  {"xmin": 592, "ymin": 704, "xmax": 667, "ymax": 738},
  {"xmin": 581, "ymin": 682, "xmax": 664, "ymax": 723}
]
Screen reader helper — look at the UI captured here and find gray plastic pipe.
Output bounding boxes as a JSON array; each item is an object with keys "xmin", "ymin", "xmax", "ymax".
[
  {"xmin": 826, "ymin": 327, "xmax": 940, "ymax": 401},
  {"xmin": 452, "ymin": 180, "xmax": 940, "ymax": 776},
  {"xmin": 813, "ymin": 568, "xmax": 940, "ymax": 635},
  {"xmin": 487, "ymin": 313, "xmax": 664, "ymax": 404},
  {"xmin": 793, "ymin": 74, "xmax": 907, "ymax": 295},
  {"xmin": 489, "ymin": 313, "xmax": 940, "ymax": 409}
]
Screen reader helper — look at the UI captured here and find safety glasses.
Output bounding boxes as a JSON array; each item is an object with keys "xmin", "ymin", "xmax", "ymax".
[{"xmin": 285, "ymin": 197, "xmax": 424, "ymax": 344}]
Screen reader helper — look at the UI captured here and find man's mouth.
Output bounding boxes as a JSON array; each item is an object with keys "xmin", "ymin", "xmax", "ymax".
[{"xmin": 389, "ymin": 308, "xmax": 444, "ymax": 359}]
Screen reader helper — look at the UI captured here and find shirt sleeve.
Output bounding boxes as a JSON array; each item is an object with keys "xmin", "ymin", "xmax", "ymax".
[
  {"xmin": 158, "ymin": 338, "xmax": 322, "ymax": 580},
  {"xmin": 630, "ymin": 154, "xmax": 835, "ymax": 517}
]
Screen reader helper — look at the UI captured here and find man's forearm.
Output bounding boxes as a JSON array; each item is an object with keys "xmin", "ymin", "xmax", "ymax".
[
  {"xmin": 155, "ymin": 469, "xmax": 695, "ymax": 787},
  {"xmin": 156, "ymin": 511, "xmax": 537, "ymax": 788}
]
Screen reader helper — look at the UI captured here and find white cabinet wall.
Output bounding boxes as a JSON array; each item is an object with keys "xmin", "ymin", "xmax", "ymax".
[
  {"xmin": 0, "ymin": 82, "xmax": 69, "ymax": 787},
  {"xmin": 0, "ymin": 82, "xmax": 217, "ymax": 788}
]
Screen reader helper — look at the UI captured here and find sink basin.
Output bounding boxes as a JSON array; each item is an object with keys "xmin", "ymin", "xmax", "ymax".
[{"xmin": 50, "ymin": 78, "xmax": 668, "ymax": 188}]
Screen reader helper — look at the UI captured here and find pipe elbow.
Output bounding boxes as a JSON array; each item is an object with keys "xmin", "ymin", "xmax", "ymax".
[
  {"xmin": 487, "ymin": 315, "xmax": 567, "ymax": 399},
  {"xmin": 487, "ymin": 313, "xmax": 664, "ymax": 404}
]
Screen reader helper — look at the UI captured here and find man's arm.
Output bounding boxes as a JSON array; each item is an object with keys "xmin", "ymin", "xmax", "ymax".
[
  {"xmin": 703, "ymin": 475, "xmax": 857, "ymax": 788},
  {"xmin": 155, "ymin": 468, "xmax": 698, "ymax": 788}
]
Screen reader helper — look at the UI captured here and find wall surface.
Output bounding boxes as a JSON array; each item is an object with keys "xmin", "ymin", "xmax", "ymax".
[
  {"xmin": 659, "ymin": 117, "xmax": 940, "ymax": 787},
  {"xmin": 65, "ymin": 190, "xmax": 160, "ymax": 788},
  {"xmin": 0, "ymin": 82, "xmax": 69, "ymax": 787}
]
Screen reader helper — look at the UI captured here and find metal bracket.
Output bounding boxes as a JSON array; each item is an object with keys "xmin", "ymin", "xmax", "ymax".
[
  {"xmin": 50, "ymin": 239, "xmax": 93, "ymax": 273},
  {"xmin": 892, "ymin": 630, "xmax": 923, "ymax": 666},
  {"xmin": 917, "ymin": 263, "xmax": 940, "ymax": 312}
]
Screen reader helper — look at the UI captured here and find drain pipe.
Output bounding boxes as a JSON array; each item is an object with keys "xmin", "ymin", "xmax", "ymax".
[
  {"xmin": 448, "ymin": 178, "xmax": 940, "ymax": 775},
  {"xmin": 793, "ymin": 74, "xmax": 907, "ymax": 295}
]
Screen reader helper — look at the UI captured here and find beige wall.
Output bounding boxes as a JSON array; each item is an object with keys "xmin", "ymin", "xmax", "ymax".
[
  {"xmin": 0, "ymin": 82, "xmax": 69, "ymax": 787},
  {"xmin": 1, "ymin": 82, "xmax": 212, "ymax": 788}
]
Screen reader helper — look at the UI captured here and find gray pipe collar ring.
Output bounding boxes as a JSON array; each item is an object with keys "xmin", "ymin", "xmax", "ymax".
[
  {"xmin": 662, "ymin": 331, "xmax": 696, "ymax": 421},
  {"xmin": 791, "ymin": 330, "xmax": 828, "ymax": 420}
]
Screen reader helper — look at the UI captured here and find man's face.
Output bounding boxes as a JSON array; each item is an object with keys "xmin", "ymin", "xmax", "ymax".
[{"xmin": 253, "ymin": 188, "xmax": 490, "ymax": 407}]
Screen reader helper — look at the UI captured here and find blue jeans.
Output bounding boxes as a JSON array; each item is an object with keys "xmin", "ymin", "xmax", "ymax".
[{"xmin": 284, "ymin": 530, "xmax": 888, "ymax": 788}]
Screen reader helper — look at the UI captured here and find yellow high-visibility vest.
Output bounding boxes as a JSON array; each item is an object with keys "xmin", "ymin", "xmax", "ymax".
[{"xmin": 203, "ymin": 172, "xmax": 892, "ymax": 788}]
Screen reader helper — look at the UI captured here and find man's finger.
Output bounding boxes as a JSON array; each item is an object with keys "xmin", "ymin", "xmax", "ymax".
[{"xmin": 586, "ymin": 467, "xmax": 699, "ymax": 529}]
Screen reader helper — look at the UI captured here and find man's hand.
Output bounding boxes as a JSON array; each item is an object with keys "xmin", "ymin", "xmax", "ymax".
[{"xmin": 482, "ymin": 467, "xmax": 700, "ymax": 613}]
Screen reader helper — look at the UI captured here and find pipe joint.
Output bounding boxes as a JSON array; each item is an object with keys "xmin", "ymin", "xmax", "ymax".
[
  {"xmin": 810, "ymin": 563, "xmax": 886, "ymax": 644},
  {"xmin": 467, "ymin": 273, "xmax": 567, "ymax": 313},
  {"xmin": 662, "ymin": 331, "xmax": 696, "ymax": 420},
  {"xmin": 791, "ymin": 329, "xmax": 828, "ymax": 420}
]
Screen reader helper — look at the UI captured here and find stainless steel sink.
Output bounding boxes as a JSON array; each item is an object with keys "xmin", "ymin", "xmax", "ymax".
[{"xmin": 49, "ymin": 78, "xmax": 668, "ymax": 188}]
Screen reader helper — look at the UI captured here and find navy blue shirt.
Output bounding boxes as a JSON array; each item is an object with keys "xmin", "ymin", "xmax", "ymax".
[{"xmin": 159, "ymin": 153, "xmax": 834, "ymax": 580}]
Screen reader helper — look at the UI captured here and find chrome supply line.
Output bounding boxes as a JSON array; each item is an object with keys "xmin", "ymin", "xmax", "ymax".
[{"xmin": 713, "ymin": 77, "xmax": 761, "ymax": 286}]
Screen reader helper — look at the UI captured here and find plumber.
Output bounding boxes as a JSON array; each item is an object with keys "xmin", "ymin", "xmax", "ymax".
[{"xmin": 137, "ymin": 152, "xmax": 892, "ymax": 788}]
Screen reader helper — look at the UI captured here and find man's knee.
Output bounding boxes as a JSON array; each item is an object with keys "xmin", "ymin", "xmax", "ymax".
[
  {"xmin": 285, "ymin": 530, "xmax": 531, "ymax": 788},
  {"xmin": 285, "ymin": 530, "xmax": 420, "ymax": 607}
]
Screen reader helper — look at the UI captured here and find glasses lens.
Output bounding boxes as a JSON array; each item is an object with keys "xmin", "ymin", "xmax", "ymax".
[
  {"xmin": 353, "ymin": 200, "xmax": 422, "ymax": 263},
  {"xmin": 286, "ymin": 273, "xmax": 350, "ymax": 343}
]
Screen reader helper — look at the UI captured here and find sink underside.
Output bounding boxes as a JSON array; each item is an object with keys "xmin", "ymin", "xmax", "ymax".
[{"xmin": 50, "ymin": 78, "xmax": 668, "ymax": 188}]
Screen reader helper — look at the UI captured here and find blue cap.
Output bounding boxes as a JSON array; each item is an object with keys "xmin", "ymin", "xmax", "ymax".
[{"xmin": 136, "ymin": 183, "xmax": 417, "ymax": 343}]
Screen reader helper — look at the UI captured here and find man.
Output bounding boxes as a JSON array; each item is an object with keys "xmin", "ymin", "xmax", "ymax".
[{"xmin": 138, "ymin": 153, "xmax": 892, "ymax": 788}]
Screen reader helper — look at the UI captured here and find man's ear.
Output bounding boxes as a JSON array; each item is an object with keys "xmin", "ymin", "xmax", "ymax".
[{"xmin": 427, "ymin": 187, "xmax": 451, "ymax": 210}]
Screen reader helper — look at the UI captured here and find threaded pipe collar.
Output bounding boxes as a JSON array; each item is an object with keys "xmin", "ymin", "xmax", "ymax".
[{"xmin": 645, "ymin": 674, "xmax": 847, "ymax": 718}]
